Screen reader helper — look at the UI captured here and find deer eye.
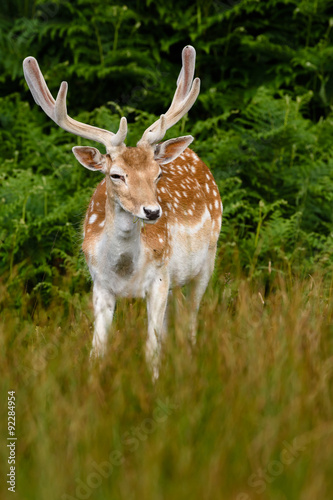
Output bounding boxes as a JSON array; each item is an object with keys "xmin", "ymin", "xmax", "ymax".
[
  {"xmin": 156, "ymin": 171, "xmax": 163, "ymax": 182},
  {"xmin": 110, "ymin": 174, "xmax": 125, "ymax": 182}
]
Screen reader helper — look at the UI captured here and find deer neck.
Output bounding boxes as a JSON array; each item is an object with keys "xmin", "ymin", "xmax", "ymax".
[{"xmin": 105, "ymin": 193, "xmax": 142, "ymax": 244}]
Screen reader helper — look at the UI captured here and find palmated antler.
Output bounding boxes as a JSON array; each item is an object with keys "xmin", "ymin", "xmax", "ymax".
[
  {"xmin": 138, "ymin": 45, "xmax": 200, "ymax": 146},
  {"xmin": 23, "ymin": 57, "xmax": 127, "ymax": 152}
]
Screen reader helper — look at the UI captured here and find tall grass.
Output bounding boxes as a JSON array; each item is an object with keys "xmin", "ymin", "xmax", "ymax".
[{"xmin": 1, "ymin": 261, "xmax": 333, "ymax": 500}]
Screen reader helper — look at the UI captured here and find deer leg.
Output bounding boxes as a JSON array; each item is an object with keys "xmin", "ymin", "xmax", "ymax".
[
  {"xmin": 188, "ymin": 246, "xmax": 217, "ymax": 344},
  {"xmin": 90, "ymin": 283, "xmax": 116, "ymax": 358},
  {"xmin": 146, "ymin": 276, "xmax": 169, "ymax": 378},
  {"xmin": 162, "ymin": 289, "xmax": 173, "ymax": 335}
]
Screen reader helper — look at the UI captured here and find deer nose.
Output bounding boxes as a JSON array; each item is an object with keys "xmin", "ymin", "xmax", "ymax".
[{"xmin": 143, "ymin": 207, "xmax": 161, "ymax": 220}]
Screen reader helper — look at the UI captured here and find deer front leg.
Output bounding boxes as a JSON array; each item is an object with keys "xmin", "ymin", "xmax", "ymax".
[
  {"xmin": 146, "ymin": 274, "xmax": 169, "ymax": 378},
  {"xmin": 90, "ymin": 282, "xmax": 116, "ymax": 358}
]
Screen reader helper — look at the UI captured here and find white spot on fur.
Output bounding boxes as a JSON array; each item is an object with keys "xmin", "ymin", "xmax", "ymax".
[
  {"xmin": 214, "ymin": 199, "xmax": 219, "ymax": 209},
  {"xmin": 206, "ymin": 183, "xmax": 210, "ymax": 193},
  {"xmin": 159, "ymin": 237, "xmax": 164, "ymax": 243},
  {"xmin": 99, "ymin": 220, "xmax": 105, "ymax": 227},
  {"xmin": 89, "ymin": 214, "xmax": 97, "ymax": 224},
  {"xmin": 179, "ymin": 206, "xmax": 210, "ymax": 236}
]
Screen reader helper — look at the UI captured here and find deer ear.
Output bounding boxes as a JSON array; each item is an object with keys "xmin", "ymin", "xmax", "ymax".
[
  {"xmin": 154, "ymin": 135, "xmax": 194, "ymax": 165},
  {"xmin": 72, "ymin": 146, "xmax": 107, "ymax": 172}
]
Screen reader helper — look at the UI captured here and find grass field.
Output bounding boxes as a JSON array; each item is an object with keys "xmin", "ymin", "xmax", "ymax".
[{"xmin": 1, "ymin": 257, "xmax": 333, "ymax": 500}]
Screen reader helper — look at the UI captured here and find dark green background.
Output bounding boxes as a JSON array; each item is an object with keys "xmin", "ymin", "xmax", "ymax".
[{"xmin": 1, "ymin": 0, "xmax": 333, "ymax": 306}]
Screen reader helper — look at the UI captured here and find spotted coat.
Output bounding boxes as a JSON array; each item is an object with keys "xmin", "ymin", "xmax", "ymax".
[{"xmin": 83, "ymin": 147, "xmax": 222, "ymax": 280}]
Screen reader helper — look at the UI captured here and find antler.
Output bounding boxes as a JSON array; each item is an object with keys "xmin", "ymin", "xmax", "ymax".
[
  {"xmin": 138, "ymin": 45, "xmax": 200, "ymax": 146},
  {"xmin": 23, "ymin": 57, "xmax": 127, "ymax": 152}
]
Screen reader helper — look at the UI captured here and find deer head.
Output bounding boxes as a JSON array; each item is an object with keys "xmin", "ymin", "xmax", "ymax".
[{"xmin": 23, "ymin": 46, "xmax": 200, "ymax": 223}]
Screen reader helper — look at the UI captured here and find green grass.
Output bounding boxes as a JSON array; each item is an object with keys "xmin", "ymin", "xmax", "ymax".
[{"xmin": 1, "ymin": 261, "xmax": 333, "ymax": 500}]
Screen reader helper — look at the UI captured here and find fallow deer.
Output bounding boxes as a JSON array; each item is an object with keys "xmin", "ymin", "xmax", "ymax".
[{"xmin": 23, "ymin": 46, "xmax": 222, "ymax": 376}]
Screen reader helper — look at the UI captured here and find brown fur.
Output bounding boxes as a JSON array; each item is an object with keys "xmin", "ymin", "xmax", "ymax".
[{"xmin": 83, "ymin": 148, "xmax": 222, "ymax": 261}]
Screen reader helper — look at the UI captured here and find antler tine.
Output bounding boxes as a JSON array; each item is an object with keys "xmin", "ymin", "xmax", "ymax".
[
  {"xmin": 112, "ymin": 116, "xmax": 128, "ymax": 147},
  {"xmin": 138, "ymin": 45, "xmax": 200, "ymax": 146},
  {"xmin": 174, "ymin": 45, "xmax": 196, "ymax": 102},
  {"xmin": 23, "ymin": 57, "xmax": 127, "ymax": 152}
]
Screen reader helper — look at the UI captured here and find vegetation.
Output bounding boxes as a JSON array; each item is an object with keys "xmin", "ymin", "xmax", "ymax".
[
  {"xmin": 0, "ymin": 1, "xmax": 333, "ymax": 499},
  {"xmin": 1, "ymin": 272, "xmax": 333, "ymax": 500}
]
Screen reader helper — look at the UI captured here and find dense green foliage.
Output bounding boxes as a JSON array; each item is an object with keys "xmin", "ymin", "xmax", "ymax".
[{"xmin": 1, "ymin": 0, "xmax": 333, "ymax": 306}]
